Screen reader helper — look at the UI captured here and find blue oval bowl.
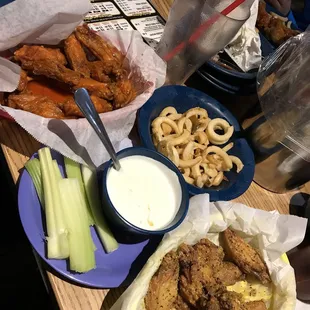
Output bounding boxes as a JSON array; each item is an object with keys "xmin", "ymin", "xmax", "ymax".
[
  {"xmin": 100, "ymin": 147, "xmax": 189, "ymax": 235},
  {"xmin": 137, "ymin": 85, "xmax": 255, "ymax": 201}
]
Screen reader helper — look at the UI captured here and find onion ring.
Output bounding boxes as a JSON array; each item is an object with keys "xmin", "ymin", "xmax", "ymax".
[
  {"xmin": 206, "ymin": 118, "xmax": 234, "ymax": 145},
  {"xmin": 229, "ymin": 155, "xmax": 244, "ymax": 173}
]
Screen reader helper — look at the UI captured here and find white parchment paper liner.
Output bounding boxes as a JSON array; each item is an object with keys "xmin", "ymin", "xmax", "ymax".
[{"xmin": 111, "ymin": 194, "xmax": 307, "ymax": 310}]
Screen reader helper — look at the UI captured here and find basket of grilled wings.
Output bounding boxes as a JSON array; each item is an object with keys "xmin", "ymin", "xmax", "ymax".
[
  {"xmin": 0, "ymin": 24, "xmax": 165, "ymax": 166},
  {"xmin": 111, "ymin": 197, "xmax": 307, "ymax": 310}
]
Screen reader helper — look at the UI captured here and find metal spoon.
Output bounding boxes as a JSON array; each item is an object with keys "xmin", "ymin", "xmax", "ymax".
[{"xmin": 74, "ymin": 88, "xmax": 121, "ymax": 171}]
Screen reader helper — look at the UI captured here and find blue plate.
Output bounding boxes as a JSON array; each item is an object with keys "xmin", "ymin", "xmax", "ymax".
[
  {"xmin": 137, "ymin": 85, "xmax": 255, "ymax": 201},
  {"xmin": 18, "ymin": 150, "xmax": 161, "ymax": 288}
]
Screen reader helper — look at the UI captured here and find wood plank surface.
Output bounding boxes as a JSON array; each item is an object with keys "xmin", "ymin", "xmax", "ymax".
[{"xmin": 0, "ymin": 0, "xmax": 309, "ymax": 309}]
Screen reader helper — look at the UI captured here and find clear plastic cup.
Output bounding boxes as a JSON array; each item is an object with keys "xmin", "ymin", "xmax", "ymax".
[
  {"xmin": 156, "ymin": 0, "xmax": 252, "ymax": 85},
  {"xmin": 246, "ymin": 33, "xmax": 310, "ymax": 192}
]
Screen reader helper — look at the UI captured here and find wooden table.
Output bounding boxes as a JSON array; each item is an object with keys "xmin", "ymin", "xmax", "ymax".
[{"xmin": 1, "ymin": 1, "xmax": 309, "ymax": 309}]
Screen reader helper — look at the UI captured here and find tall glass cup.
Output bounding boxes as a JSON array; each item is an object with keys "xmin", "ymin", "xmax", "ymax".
[{"xmin": 156, "ymin": 0, "xmax": 252, "ymax": 85}]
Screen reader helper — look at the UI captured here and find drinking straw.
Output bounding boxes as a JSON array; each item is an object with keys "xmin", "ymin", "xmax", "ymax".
[{"xmin": 163, "ymin": 0, "xmax": 246, "ymax": 61}]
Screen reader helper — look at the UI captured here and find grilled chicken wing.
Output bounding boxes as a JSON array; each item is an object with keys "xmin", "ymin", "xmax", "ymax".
[
  {"xmin": 214, "ymin": 262, "xmax": 244, "ymax": 286},
  {"xmin": 199, "ymin": 295, "xmax": 221, "ymax": 310},
  {"xmin": 218, "ymin": 291, "xmax": 247, "ymax": 310},
  {"xmin": 173, "ymin": 294, "xmax": 193, "ymax": 310},
  {"xmin": 7, "ymin": 94, "xmax": 64, "ymax": 119},
  {"xmin": 178, "ymin": 243, "xmax": 222, "ymax": 307},
  {"xmin": 63, "ymin": 96, "xmax": 112, "ymax": 118},
  {"xmin": 64, "ymin": 34, "xmax": 91, "ymax": 78},
  {"xmin": 75, "ymin": 24, "xmax": 124, "ymax": 75},
  {"xmin": 193, "ymin": 238, "xmax": 225, "ymax": 268},
  {"xmin": 245, "ymin": 300, "xmax": 268, "ymax": 310},
  {"xmin": 144, "ymin": 251, "xmax": 179, "ymax": 310},
  {"xmin": 222, "ymin": 229, "xmax": 271, "ymax": 284}
]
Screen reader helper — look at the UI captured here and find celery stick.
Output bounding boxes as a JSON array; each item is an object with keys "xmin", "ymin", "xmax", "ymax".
[
  {"xmin": 53, "ymin": 160, "xmax": 62, "ymax": 181},
  {"xmin": 64, "ymin": 157, "xmax": 94, "ymax": 226},
  {"xmin": 38, "ymin": 147, "xmax": 69, "ymax": 259},
  {"xmin": 81, "ymin": 165, "xmax": 119, "ymax": 253},
  {"xmin": 58, "ymin": 178, "xmax": 96, "ymax": 273},
  {"xmin": 25, "ymin": 158, "xmax": 44, "ymax": 207}
]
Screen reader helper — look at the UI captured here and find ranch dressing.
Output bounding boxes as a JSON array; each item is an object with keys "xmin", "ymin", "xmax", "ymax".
[{"xmin": 107, "ymin": 155, "xmax": 182, "ymax": 231}]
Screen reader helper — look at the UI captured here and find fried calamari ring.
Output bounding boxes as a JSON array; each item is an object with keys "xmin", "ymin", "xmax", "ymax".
[
  {"xmin": 168, "ymin": 129, "xmax": 191, "ymax": 146},
  {"xmin": 183, "ymin": 141, "xmax": 195, "ymax": 160},
  {"xmin": 159, "ymin": 108, "xmax": 182, "ymax": 135},
  {"xmin": 185, "ymin": 107, "xmax": 208, "ymax": 119},
  {"xmin": 152, "ymin": 117, "xmax": 180, "ymax": 138},
  {"xmin": 159, "ymin": 106, "xmax": 177, "ymax": 117},
  {"xmin": 230, "ymin": 155, "xmax": 244, "ymax": 173},
  {"xmin": 177, "ymin": 117, "xmax": 192, "ymax": 133},
  {"xmin": 196, "ymin": 118, "xmax": 210, "ymax": 132},
  {"xmin": 190, "ymin": 131, "xmax": 208, "ymax": 145},
  {"xmin": 152, "ymin": 106, "xmax": 243, "ymax": 188},
  {"xmin": 191, "ymin": 163, "xmax": 201, "ymax": 179},
  {"xmin": 203, "ymin": 146, "xmax": 233, "ymax": 170},
  {"xmin": 222, "ymin": 142, "xmax": 234, "ymax": 152},
  {"xmin": 180, "ymin": 167, "xmax": 190, "ymax": 177},
  {"xmin": 212, "ymin": 171, "xmax": 224, "ymax": 186},
  {"xmin": 179, "ymin": 156, "xmax": 202, "ymax": 168},
  {"xmin": 206, "ymin": 118, "xmax": 234, "ymax": 145},
  {"xmin": 184, "ymin": 175, "xmax": 194, "ymax": 184},
  {"xmin": 196, "ymin": 175, "xmax": 205, "ymax": 188}
]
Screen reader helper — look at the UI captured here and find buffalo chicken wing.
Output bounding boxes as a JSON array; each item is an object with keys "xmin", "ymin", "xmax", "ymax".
[
  {"xmin": 7, "ymin": 94, "xmax": 64, "ymax": 119},
  {"xmin": 64, "ymin": 34, "xmax": 91, "ymax": 78}
]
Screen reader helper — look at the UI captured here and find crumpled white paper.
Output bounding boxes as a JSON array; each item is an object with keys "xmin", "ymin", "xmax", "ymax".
[
  {"xmin": 111, "ymin": 194, "xmax": 308, "ymax": 310},
  {"xmin": 0, "ymin": 0, "xmax": 166, "ymax": 167},
  {"xmin": 0, "ymin": 0, "xmax": 92, "ymax": 50},
  {"xmin": 225, "ymin": 0, "xmax": 262, "ymax": 72}
]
